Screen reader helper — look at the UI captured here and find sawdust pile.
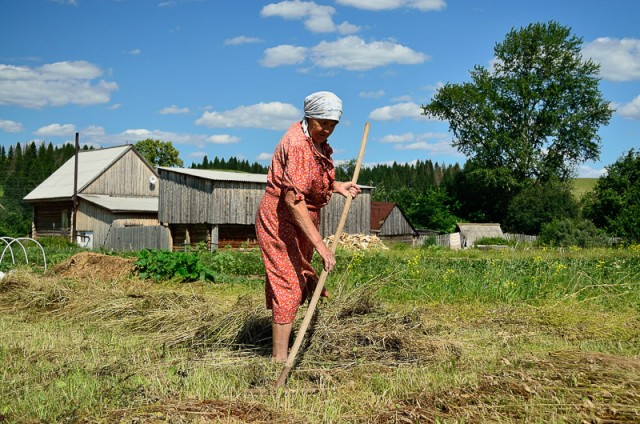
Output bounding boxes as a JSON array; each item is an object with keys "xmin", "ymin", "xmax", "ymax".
[
  {"xmin": 53, "ymin": 252, "xmax": 135, "ymax": 281},
  {"xmin": 324, "ymin": 233, "xmax": 388, "ymax": 251}
]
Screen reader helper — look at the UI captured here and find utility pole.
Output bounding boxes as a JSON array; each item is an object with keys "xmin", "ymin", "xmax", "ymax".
[{"xmin": 71, "ymin": 132, "xmax": 79, "ymax": 243}]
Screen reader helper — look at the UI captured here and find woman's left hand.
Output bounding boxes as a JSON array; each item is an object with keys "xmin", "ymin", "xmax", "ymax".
[{"xmin": 335, "ymin": 181, "xmax": 361, "ymax": 199}]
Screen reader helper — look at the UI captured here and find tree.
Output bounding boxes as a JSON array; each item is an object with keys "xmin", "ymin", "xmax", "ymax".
[
  {"xmin": 583, "ymin": 149, "xmax": 640, "ymax": 243},
  {"xmin": 134, "ymin": 139, "xmax": 183, "ymax": 167},
  {"xmin": 503, "ymin": 178, "xmax": 579, "ymax": 234},
  {"xmin": 422, "ymin": 21, "xmax": 612, "ymax": 221}
]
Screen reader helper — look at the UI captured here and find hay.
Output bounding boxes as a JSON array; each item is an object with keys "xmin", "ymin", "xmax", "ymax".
[
  {"xmin": 324, "ymin": 233, "xmax": 389, "ymax": 251},
  {"xmin": 373, "ymin": 350, "xmax": 640, "ymax": 423},
  {"xmin": 53, "ymin": 252, "xmax": 135, "ymax": 281}
]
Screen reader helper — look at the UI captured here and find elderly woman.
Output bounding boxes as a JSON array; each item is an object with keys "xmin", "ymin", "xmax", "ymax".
[{"xmin": 255, "ymin": 91, "xmax": 360, "ymax": 361}]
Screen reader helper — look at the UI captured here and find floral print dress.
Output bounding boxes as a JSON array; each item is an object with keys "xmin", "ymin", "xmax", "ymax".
[{"xmin": 255, "ymin": 122, "xmax": 335, "ymax": 324}]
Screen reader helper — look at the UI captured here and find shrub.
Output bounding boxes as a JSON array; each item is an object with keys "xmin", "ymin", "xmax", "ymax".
[
  {"xmin": 538, "ymin": 218, "xmax": 609, "ymax": 248},
  {"xmin": 474, "ymin": 236, "xmax": 510, "ymax": 246},
  {"xmin": 132, "ymin": 249, "xmax": 216, "ymax": 283}
]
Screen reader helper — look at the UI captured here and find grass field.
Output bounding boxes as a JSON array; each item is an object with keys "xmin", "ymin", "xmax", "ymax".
[
  {"xmin": 1, "ymin": 245, "xmax": 639, "ymax": 423},
  {"xmin": 572, "ymin": 178, "xmax": 598, "ymax": 200}
]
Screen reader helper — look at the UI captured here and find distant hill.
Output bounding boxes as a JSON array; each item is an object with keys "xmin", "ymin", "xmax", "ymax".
[{"xmin": 572, "ymin": 178, "xmax": 598, "ymax": 200}]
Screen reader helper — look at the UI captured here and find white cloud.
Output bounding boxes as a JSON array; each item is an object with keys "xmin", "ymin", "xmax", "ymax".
[
  {"xmin": 0, "ymin": 119, "xmax": 24, "ymax": 133},
  {"xmin": 359, "ymin": 90, "xmax": 385, "ymax": 99},
  {"xmin": 582, "ymin": 37, "xmax": 640, "ymax": 82},
  {"xmin": 0, "ymin": 61, "xmax": 118, "ymax": 108},
  {"xmin": 395, "ymin": 140, "xmax": 458, "ymax": 155},
  {"xmin": 195, "ymin": 102, "xmax": 301, "ymax": 131},
  {"xmin": 159, "ymin": 105, "xmax": 190, "ymax": 115},
  {"xmin": 616, "ymin": 95, "xmax": 640, "ymax": 119},
  {"xmin": 108, "ymin": 103, "xmax": 122, "ymax": 110},
  {"xmin": 224, "ymin": 36, "xmax": 264, "ymax": 46},
  {"xmin": 369, "ymin": 102, "xmax": 431, "ymax": 121},
  {"xmin": 48, "ymin": 0, "xmax": 77, "ymax": 5},
  {"xmin": 577, "ymin": 164, "xmax": 607, "ymax": 178},
  {"xmin": 188, "ymin": 151, "xmax": 207, "ymax": 159},
  {"xmin": 335, "ymin": 0, "xmax": 446, "ymax": 11},
  {"xmin": 158, "ymin": 1, "xmax": 176, "ymax": 7},
  {"xmin": 380, "ymin": 132, "xmax": 415, "ymax": 143},
  {"xmin": 34, "ymin": 123, "xmax": 77, "ymax": 137},
  {"xmin": 261, "ymin": 36, "xmax": 427, "ymax": 71},
  {"xmin": 261, "ymin": 45, "xmax": 308, "ymax": 67},
  {"xmin": 311, "ymin": 36, "xmax": 428, "ymax": 70},
  {"xmin": 207, "ymin": 134, "xmax": 240, "ymax": 144},
  {"xmin": 128, "ymin": 49, "xmax": 141, "ymax": 56},
  {"xmin": 380, "ymin": 131, "xmax": 450, "ymax": 144},
  {"xmin": 261, "ymin": 1, "xmax": 360, "ymax": 34},
  {"xmin": 256, "ymin": 152, "xmax": 273, "ymax": 161}
]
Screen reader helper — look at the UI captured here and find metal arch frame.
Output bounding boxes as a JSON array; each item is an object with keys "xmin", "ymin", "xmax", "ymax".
[{"xmin": 0, "ymin": 237, "xmax": 48, "ymax": 272}]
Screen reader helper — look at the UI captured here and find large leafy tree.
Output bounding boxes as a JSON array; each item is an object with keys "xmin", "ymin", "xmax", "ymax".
[
  {"xmin": 583, "ymin": 149, "xmax": 640, "ymax": 242},
  {"xmin": 134, "ymin": 139, "xmax": 183, "ymax": 167},
  {"xmin": 423, "ymin": 21, "xmax": 612, "ymax": 221}
]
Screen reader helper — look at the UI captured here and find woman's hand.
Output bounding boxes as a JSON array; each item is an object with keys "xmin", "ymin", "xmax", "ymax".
[
  {"xmin": 316, "ymin": 242, "xmax": 336, "ymax": 272},
  {"xmin": 334, "ymin": 181, "xmax": 361, "ymax": 199}
]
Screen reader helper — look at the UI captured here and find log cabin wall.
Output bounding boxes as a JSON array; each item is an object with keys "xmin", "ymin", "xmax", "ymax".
[{"xmin": 82, "ymin": 149, "xmax": 158, "ymax": 197}]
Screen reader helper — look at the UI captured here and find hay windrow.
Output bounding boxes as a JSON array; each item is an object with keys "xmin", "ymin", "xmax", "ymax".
[{"xmin": 374, "ymin": 350, "xmax": 640, "ymax": 423}]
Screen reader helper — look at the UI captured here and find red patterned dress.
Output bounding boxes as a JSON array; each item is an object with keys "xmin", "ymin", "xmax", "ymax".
[{"xmin": 255, "ymin": 122, "xmax": 335, "ymax": 324}]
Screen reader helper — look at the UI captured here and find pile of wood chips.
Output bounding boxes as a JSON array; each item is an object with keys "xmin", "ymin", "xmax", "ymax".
[{"xmin": 324, "ymin": 233, "xmax": 388, "ymax": 250}]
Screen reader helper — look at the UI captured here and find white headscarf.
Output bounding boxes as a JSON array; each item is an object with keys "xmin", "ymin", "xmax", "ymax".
[{"xmin": 303, "ymin": 91, "xmax": 343, "ymax": 122}]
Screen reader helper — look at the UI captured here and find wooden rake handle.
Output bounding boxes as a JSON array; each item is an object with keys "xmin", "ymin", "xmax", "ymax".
[{"xmin": 275, "ymin": 122, "xmax": 370, "ymax": 388}]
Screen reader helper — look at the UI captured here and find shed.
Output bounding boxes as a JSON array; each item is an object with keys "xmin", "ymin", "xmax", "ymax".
[
  {"xmin": 158, "ymin": 167, "xmax": 371, "ymax": 250},
  {"xmin": 370, "ymin": 202, "xmax": 416, "ymax": 243},
  {"xmin": 456, "ymin": 223, "xmax": 504, "ymax": 248},
  {"xmin": 23, "ymin": 145, "xmax": 160, "ymax": 249}
]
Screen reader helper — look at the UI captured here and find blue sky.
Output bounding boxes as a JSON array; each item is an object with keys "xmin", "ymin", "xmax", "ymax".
[{"xmin": 1, "ymin": 0, "xmax": 639, "ymax": 177}]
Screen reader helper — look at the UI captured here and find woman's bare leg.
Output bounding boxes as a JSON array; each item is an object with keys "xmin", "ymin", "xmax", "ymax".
[{"xmin": 272, "ymin": 322, "xmax": 293, "ymax": 361}]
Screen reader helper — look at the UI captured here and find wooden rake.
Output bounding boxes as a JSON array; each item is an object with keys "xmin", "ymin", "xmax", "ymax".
[{"xmin": 275, "ymin": 122, "xmax": 370, "ymax": 388}]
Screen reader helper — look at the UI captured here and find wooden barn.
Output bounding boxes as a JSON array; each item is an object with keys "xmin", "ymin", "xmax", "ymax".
[
  {"xmin": 456, "ymin": 223, "xmax": 504, "ymax": 248},
  {"xmin": 370, "ymin": 202, "xmax": 416, "ymax": 243},
  {"xmin": 23, "ymin": 145, "xmax": 160, "ymax": 249},
  {"xmin": 158, "ymin": 167, "xmax": 371, "ymax": 250}
]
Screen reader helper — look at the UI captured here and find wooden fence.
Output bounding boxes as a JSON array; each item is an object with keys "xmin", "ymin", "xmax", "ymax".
[{"xmin": 104, "ymin": 226, "xmax": 171, "ymax": 251}]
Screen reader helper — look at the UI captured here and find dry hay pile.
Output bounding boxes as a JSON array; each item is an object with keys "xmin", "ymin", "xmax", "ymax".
[
  {"xmin": 323, "ymin": 233, "xmax": 388, "ymax": 251},
  {"xmin": 53, "ymin": 252, "xmax": 135, "ymax": 281}
]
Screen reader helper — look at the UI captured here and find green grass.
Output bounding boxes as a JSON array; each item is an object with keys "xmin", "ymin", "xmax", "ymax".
[
  {"xmin": 1, "ymin": 245, "xmax": 639, "ymax": 423},
  {"xmin": 572, "ymin": 177, "xmax": 598, "ymax": 200}
]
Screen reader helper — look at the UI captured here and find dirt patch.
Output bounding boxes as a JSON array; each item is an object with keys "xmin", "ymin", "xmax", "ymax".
[
  {"xmin": 53, "ymin": 252, "xmax": 135, "ymax": 281},
  {"xmin": 103, "ymin": 398, "xmax": 299, "ymax": 423}
]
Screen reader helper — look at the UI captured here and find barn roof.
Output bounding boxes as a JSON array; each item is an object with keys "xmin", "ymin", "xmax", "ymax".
[
  {"xmin": 78, "ymin": 194, "xmax": 158, "ymax": 213},
  {"xmin": 370, "ymin": 202, "xmax": 396, "ymax": 231},
  {"xmin": 456, "ymin": 223, "xmax": 504, "ymax": 240},
  {"xmin": 158, "ymin": 167, "xmax": 268, "ymax": 184},
  {"xmin": 24, "ymin": 145, "xmax": 152, "ymax": 202}
]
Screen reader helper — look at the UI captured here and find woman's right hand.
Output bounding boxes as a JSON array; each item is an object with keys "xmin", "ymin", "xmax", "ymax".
[{"xmin": 316, "ymin": 243, "xmax": 336, "ymax": 272}]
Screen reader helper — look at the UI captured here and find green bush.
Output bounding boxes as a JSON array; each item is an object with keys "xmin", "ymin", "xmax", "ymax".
[
  {"xmin": 538, "ymin": 218, "xmax": 609, "ymax": 248},
  {"xmin": 474, "ymin": 236, "xmax": 510, "ymax": 246},
  {"xmin": 132, "ymin": 249, "xmax": 216, "ymax": 283}
]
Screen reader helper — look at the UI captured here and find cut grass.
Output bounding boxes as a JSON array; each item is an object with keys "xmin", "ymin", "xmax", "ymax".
[{"xmin": 1, "ymin": 247, "xmax": 639, "ymax": 423}]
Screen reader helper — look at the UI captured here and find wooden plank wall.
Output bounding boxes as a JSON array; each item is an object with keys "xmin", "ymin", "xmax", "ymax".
[
  {"xmin": 379, "ymin": 206, "xmax": 414, "ymax": 236},
  {"xmin": 159, "ymin": 169, "xmax": 372, "ymax": 238},
  {"xmin": 32, "ymin": 202, "xmax": 71, "ymax": 237},
  {"xmin": 104, "ymin": 226, "xmax": 171, "ymax": 251},
  {"xmin": 319, "ymin": 191, "xmax": 371, "ymax": 237},
  {"xmin": 77, "ymin": 200, "xmax": 158, "ymax": 249},
  {"xmin": 83, "ymin": 150, "xmax": 158, "ymax": 197}
]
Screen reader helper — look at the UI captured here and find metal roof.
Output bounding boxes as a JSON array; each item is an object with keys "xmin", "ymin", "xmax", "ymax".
[
  {"xmin": 79, "ymin": 194, "xmax": 158, "ymax": 213},
  {"xmin": 24, "ymin": 145, "xmax": 132, "ymax": 201},
  {"xmin": 158, "ymin": 167, "xmax": 268, "ymax": 183}
]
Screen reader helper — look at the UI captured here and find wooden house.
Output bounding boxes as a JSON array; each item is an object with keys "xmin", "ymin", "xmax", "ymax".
[
  {"xmin": 158, "ymin": 167, "xmax": 371, "ymax": 250},
  {"xmin": 23, "ymin": 145, "xmax": 159, "ymax": 249},
  {"xmin": 370, "ymin": 202, "xmax": 416, "ymax": 243}
]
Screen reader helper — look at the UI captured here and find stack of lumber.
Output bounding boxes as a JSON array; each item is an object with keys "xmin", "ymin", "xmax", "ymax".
[{"xmin": 324, "ymin": 233, "xmax": 389, "ymax": 250}]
